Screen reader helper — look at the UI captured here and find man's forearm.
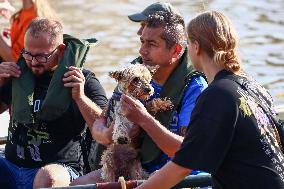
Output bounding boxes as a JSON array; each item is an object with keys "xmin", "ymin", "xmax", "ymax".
[
  {"xmin": 74, "ymin": 93, "xmax": 112, "ymax": 145},
  {"xmin": 74, "ymin": 94, "xmax": 103, "ymax": 127},
  {"xmin": 90, "ymin": 117, "xmax": 112, "ymax": 145},
  {"xmin": 136, "ymin": 161, "xmax": 191, "ymax": 189},
  {"xmin": 140, "ymin": 114, "xmax": 184, "ymax": 157}
]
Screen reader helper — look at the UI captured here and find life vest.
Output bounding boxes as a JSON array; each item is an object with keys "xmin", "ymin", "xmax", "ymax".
[{"xmin": 11, "ymin": 34, "xmax": 97, "ymax": 124}]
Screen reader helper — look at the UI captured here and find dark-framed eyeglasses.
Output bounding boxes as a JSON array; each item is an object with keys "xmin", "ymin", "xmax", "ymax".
[{"xmin": 21, "ymin": 47, "xmax": 59, "ymax": 64}]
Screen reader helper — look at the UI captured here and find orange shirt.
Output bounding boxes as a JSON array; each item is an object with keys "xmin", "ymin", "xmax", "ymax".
[{"xmin": 10, "ymin": 6, "xmax": 37, "ymax": 60}]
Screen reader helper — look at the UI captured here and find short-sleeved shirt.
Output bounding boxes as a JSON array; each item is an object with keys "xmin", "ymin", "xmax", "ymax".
[
  {"xmin": 0, "ymin": 69, "xmax": 108, "ymax": 174},
  {"xmin": 142, "ymin": 75, "xmax": 207, "ymax": 173},
  {"xmin": 173, "ymin": 70, "xmax": 284, "ymax": 189}
]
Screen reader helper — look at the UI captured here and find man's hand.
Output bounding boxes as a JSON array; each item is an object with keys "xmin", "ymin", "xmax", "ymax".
[
  {"xmin": 120, "ymin": 94, "xmax": 150, "ymax": 127},
  {"xmin": 0, "ymin": 61, "xmax": 20, "ymax": 85},
  {"xmin": 63, "ymin": 66, "xmax": 85, "ymax": 101},
  {"xmin": 91, "ymin": 116, "xmax": 113, "ymax": 145}
]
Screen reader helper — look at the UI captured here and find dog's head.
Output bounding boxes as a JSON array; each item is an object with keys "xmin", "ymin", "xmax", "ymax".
[{"xmin": 109, "ymin": 64, "xmax": 154, "ymax": 100}]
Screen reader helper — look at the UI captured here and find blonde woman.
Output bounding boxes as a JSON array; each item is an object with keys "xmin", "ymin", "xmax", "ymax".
[
  {"xmin": 120, "ymin": 11, "xmax": 284, "ymax": 188},
  {"xmin": 0, "ymin": 0, "xmax": 57, "ymax": 61}
]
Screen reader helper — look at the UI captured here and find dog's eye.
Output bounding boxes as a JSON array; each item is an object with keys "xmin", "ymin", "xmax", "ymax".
[{"xmin": 132, "ymin": 77, "xmax": 140, "ymax": 83}]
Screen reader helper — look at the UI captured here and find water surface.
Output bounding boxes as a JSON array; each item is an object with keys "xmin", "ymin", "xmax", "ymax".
[{"xmin": 1, "ymin": 0, "xmax": 284, "ymax": 103}]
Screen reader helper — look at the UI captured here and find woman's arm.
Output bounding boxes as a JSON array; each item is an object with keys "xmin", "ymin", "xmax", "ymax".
[{"xmin": 136, "ymin": 161, "xmax": 191, "ymax": 189}]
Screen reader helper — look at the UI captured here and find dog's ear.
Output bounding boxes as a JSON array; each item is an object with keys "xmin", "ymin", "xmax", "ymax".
[{"xmin": 109, "ymin": 71, "xmax": 124, "ymax": 81}]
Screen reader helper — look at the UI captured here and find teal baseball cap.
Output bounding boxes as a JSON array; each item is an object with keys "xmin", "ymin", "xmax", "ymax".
[{"xmin": 128, "ymin": 2, "xmax": 181, "ymax": 22}]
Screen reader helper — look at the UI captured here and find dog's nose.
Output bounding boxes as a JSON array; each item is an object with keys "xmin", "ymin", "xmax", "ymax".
[
  {"xmin": 117, "ymin": 137, "xmax": 129, "ymax": 144},
  {"xmin": 144, "ymin": 87, "xmax": 152, "ymax": 93}
]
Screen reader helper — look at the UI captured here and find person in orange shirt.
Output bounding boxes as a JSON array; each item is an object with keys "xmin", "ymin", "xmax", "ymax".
[{"xmin": 0, "ymin": 0, "xmax": 57, "ymax": 62}]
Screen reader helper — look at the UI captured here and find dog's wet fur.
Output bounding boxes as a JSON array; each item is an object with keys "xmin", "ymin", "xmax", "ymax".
[{"xmin": 100, "ymin": 64, "xmax": 172, "ymax": 182}]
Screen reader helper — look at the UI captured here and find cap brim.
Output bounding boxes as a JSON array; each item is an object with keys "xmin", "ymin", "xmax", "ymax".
[{"xmin": 128, "ymin": 13, "xmax": 147, "ymax": 22}]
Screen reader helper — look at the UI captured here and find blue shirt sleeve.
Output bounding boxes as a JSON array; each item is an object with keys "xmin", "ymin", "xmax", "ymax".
[{"xmin": 178, "ymin": 75, "xmax": 208, "ymax": 128}]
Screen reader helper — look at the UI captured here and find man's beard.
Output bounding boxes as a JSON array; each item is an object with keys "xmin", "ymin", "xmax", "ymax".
[{"xmin": 31, "ymin": 65, "xmax": 44, "ymax": 75}]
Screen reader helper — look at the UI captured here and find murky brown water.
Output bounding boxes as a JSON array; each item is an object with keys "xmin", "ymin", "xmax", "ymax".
[{"xmin": 1, "ymin": 0, "xmax": 284, "ymax": 105}]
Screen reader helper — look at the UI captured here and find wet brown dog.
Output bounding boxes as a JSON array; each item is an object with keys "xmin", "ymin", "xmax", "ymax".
[{"xmin": 100, "ymin": 64, "xmax": 172, "ymax": 182}]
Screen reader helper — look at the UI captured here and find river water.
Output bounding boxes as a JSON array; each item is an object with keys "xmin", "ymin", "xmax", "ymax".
[
  {"xmin": 0, "ymin": 0, "xmax": 284, "ymax": 128},
  {"xmin": 58, "ymin": 0, "xmax": 284, "ymax": 104}
]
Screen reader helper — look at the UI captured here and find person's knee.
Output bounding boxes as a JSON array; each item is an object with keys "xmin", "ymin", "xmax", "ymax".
[{"xmin": 33, "ymin": 164, "xmax": 70, "ymax": 189}]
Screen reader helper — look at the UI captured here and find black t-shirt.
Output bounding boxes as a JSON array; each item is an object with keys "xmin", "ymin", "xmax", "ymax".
[
  {"xmin": 173, "ymin": 70, "xmax": 284, "ymax": 189},
  {"xmin": 0, "ymin": 69, "xmax": 107, "ymax": 173}
]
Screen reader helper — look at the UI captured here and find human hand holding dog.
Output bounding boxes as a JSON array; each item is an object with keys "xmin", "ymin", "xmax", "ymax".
[
  {"xmin": 120, "ymin": 94, "xmax": 152, "ymax": 129},
  {"xmin": 91, "ymin": 116, "xmax": 113, "ymax": 145},
  {"xmin": 63, "ymin": 66, "xmax": 85, "ymax": 101}
]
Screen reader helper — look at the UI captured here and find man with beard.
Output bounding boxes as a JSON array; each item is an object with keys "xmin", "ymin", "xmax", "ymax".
[
  {"xmin": 0, "ymin": 18, "xmax": 107, "ymax": 188},
  {"xmin": 71, "ymin": 7, "xmax": 207, "ymax": 185}
]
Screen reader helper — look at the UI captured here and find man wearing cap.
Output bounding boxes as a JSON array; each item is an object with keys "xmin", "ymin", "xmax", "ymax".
[
  {"xmin": 125, "ymin": 2, "xmax": 208, "ymax": 174},
  {"xmin": 71, "ymin": 2, "xmax": 207, "ymax": 185},
  {"xmin": 0, "ymin": 18, "xmax": 108, "ymax": 188}
]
